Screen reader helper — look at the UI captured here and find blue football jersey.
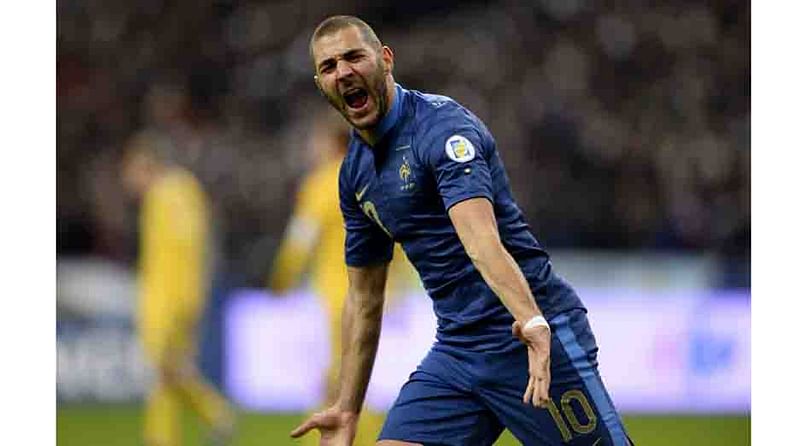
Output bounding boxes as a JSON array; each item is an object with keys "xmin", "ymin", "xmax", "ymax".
[{"xmin": 339, "ymin": 84, "xmax": 583, "ymax": 338}]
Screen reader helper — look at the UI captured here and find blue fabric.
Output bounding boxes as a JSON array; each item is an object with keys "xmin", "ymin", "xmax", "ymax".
[
  {"xmin": 380, "ymin": 309, "xmax": 631, "ymax": 445},
  {"xmin": 551, "ymin": 313, "xmax": 630, "ymax": 445},
  {"xmin": 340, "ymin": 85, "xmax": 583, "ymax": 317}
]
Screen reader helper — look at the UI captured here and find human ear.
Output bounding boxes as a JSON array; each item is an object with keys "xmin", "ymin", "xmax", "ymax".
[{"xmin": 381, "ymin": 46, "xmax": 394, "ymax": 74}]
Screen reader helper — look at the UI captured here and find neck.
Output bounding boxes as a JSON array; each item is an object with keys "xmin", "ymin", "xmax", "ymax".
[{"xmin": 357, "ymin": 76, "xmax": 397, "ymax": 146}]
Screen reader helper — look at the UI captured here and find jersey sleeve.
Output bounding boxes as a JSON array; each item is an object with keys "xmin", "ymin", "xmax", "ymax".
[
  {"xmin": 419, "ymin": 111, "xmax": 494, "ymax": 211},
  {"xmin": 339, "ymin": 161, "xmax": 394, "ymax": 267}
]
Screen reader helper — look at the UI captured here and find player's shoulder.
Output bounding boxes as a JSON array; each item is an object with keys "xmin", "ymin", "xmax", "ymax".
[
  {"xmin": 405, "ymin": 88, "xmax": 484, "ymax": 140},
  {"xmin": 410, "ymin": 90, "xmax": 488, "ymax": 147},
  {"xmin": 403, "ymin": 88, "xmax": 490, "ymax": 164}
]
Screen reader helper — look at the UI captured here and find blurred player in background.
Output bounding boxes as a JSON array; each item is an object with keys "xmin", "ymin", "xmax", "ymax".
[
  {"xmin": 292, "ymin": 16, "xmax": 632, "ymax": 446},
  {"xmin": 269, "ymin": 108, "xmax": 413, "ymax": 446},
  {"xmin": 121, "ymin": 130, "xmax": 235, "ymax": 446}
]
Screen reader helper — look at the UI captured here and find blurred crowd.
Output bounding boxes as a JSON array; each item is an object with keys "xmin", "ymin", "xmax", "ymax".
[{"xmin": 57, "ymin": 0, "xmax": 749, "ymax": 286}]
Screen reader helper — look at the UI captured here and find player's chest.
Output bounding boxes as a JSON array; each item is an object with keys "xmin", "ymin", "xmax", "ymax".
[{"xmin": 351, "ymin": 140, "xmax": 439, "ymax": 238}]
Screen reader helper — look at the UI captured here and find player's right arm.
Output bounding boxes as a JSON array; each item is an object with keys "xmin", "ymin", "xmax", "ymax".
[
  {"xmin": 290, "ymin": 263, "xmax": 388, "ymax": 444},
  {"xmin": 336, "ymin": 263, "xmax": 388, "ymax": 412},
  {"xmin": 290, "ymin": 156, "xmax": 394, "ymax": 445}
]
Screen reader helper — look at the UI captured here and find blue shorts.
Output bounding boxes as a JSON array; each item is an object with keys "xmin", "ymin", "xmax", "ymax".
[{"xmin": 378, "ymin": 308, "xmax": 632, "ymax": 445}]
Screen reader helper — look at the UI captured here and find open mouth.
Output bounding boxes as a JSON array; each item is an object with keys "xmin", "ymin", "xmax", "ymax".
[{"xmin": 343, "ymin": 88, "xmax": 369, "ymax": 110}]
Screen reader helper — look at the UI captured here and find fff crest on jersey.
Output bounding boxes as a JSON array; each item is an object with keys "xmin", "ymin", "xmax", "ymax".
[
  {"xmin": 445, "ymin": 135, "xmax": 476, "ymax": 163},
  {"xmin": 399, "ymin": 155, "xmax": 416, "ymax": 191}
]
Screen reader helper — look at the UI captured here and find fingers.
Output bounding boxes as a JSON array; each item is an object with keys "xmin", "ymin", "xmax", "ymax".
[
  {"xmin": 523, "ymin": 376, "xmax": 534, "ymax": 404},
  {"xmin": 523, "ymin": 383, "xmax": 554, "ymax": 409},
  {"xmin": 531, "ymin": 372, "xmax": 551, "ymax": 407},
  {"xmin": 533, "ymin": 350, "xmax": 552, "ymax": 407},
  {"xmin": 526, "ymin": 373, "xmax": 550, "ymax": 407},
  {"xmin": 290, "ymin": 416, "xmax": 318, "ymax": 438},
  {"xmin": 524, "ymin": 344, "xmax": 552, "ymax": 408}
]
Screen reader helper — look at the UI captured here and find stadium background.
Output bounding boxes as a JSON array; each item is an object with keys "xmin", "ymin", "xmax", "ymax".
[{"xmin": 57, "ymin": 0, "xmax": 750, "ymax": 444}]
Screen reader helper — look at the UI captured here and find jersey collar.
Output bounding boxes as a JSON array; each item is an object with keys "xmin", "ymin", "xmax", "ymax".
[{"xmin": 370, "ymin": 83, "xmax": 405, "ymax": 144}]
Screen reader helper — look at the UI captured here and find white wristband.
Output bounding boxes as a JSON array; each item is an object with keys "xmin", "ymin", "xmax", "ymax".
[{"xmin": 524, "ymin": 315, "xmax": 549, "ymax": 331}]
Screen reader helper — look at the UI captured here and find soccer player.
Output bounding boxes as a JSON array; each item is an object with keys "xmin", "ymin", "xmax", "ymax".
[
  {"xmin": 290, "ymin": 15, "xmax": 633, "ymax": 446},
  {"xmin": 121, "ymin": 130, "xmax": 235, "ymax": 446}
]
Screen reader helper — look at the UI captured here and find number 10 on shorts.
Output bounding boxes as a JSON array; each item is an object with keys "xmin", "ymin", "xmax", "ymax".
[{"xmin": 546, "ymin": 389, "xmax": 598, "ymax": 442}]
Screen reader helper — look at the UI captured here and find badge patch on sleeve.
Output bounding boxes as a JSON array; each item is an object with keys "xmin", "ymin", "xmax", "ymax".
[{"xmin": 445, "ymin": 135, "xmax": 476, "ymax": 163}]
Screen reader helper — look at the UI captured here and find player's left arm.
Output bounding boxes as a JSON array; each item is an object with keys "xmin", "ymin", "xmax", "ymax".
[
  {"xmin": 448, "ymin": 198, "xmax": 542, "ymax": 324},
  {"xmin": 422, "ymin": 116, "xmax": 545, "ymax": 326},
  {"xmin": 449, "ymin": 198, "xmax": 552, "ymax": 408}
]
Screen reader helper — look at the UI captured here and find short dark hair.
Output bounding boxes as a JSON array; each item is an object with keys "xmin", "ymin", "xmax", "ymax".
[{"xmin": 309, "ymin": 15, "xmax": 382, "ymax": 64}]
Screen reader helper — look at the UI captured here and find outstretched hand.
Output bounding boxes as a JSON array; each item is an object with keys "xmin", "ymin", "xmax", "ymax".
[
  {"xmin": 290, "ymin": 405, "xmax": 358, "ymax": 446},
  {"xmin": 512, "ymin": 320, "xmax": 552, "ymax": 408}
]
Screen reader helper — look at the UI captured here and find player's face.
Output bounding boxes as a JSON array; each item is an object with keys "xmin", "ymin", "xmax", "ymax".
[{"xmin": 312, "ymin": 26, "xmax": 392, "ymax": 130}]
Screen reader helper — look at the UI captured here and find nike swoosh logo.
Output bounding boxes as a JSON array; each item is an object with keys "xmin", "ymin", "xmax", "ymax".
[
  {"xmin": 395, "ymin": 144, "xmax": 411, "ymax": 151},
  {"xmin": 355, "ymin": 184, "xmax": 369, "ymax": 201}
]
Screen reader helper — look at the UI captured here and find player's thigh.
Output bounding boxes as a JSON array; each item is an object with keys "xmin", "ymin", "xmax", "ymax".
[
  {"xmin": 479, "ymin": 310, "xmax": 631, "ymax": 445},
  {"xmin": 380, "ymin": 369, "xmax": 503, "ymax": 446},
  {"xmin": 548, "ymin": 309, "xmax": 630, "ymax": 445},
  {"xmin": 481, "ymin": 372, "xmax": 623, "ymax": 445}
]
